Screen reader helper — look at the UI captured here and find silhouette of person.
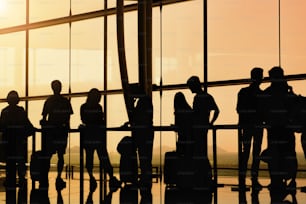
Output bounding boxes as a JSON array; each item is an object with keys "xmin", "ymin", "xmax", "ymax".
[
  {"xmin": 120, "ymin": 184, "xmax": 138, "ymax": 204},
  {"xmin": 80, "ymin": 88, "xmax": 121, "ymax": 193},
  {"xmin": 165, "ymin": 187, "xmax": 212, "ymax": 204},
  {"xmin": 130, "ymin": 93, "xmax": 154, "ymax": 194},
  {"xmin": 187, "ymin": 76, "xmax": 219, "ymax": 158},
  {"xmin": 174, "ymin": 92, "xmax": 193, "ymax": 156},
  {"xmin": 40, "ymin": 80, "xmax": 73, "ymax": 190},
  {"xmin": 236, "ymin": 67, "xmax": 264, "ymax": 190},
  {"xmin": 261, "ymin": 67, "xmax": 297, "ymax": 203},
  {"xmin": 0, "ymin": 90, "xmax": 34, "ymax": 203},
  {"xmin": 30, "ymin": 188, "xmax": 50, "ymax": 204}
]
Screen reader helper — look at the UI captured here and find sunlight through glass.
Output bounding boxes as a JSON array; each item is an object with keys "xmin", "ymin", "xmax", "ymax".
[{"xmin": 0, "ymin": 0, "xmax": 6, "ymax": 13}]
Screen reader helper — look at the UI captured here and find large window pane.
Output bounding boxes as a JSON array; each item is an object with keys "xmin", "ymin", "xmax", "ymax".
[
  {"xmin": 281, "ymin": 1, "xmax": 306, "ymax": 75},
  {"xmin": 107, "ymin": 12, "xmax": 138, "ymax": 90},
  {"xmin": 71, "ymin": 0, "xmax": 103, "ymax": 15},
  {"xmin": 29, "ymin": 25, "xmax": 70, "ymax": 95},
  {"xmin": 209, "ymin": 0, "xmax": 279, "ymax": 81},
  {"xmin": 162, "ymin": 0, "xmax": 203, "ymax": 85},
  {"xmin": 0, "ymin": 0, "xmax": 25, "ymax": 28},
  {"xmin": 71, "ymin": 18, "xmax": 104, "ymax": 93},
  {"xmin": 29, "ymin": 0, "xmax": 69, "ymax": 22},
  {"xmin": 0, "ymin": 32, "xmax": 25, "ymax": 97}
]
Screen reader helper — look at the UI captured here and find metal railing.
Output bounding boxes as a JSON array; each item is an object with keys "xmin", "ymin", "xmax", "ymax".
[{"xmin": 2, "ymin": 124, "xmax": 305, "ymax": 203}]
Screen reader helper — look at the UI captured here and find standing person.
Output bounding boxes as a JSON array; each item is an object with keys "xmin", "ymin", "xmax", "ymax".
[
  {"xmin": 40, "ymin": 80, "xmax": 73, "ymax": 190},
  {"xmin": 173, "ymin": 92, "xmax": 193, "ymax": 156},
  {"xmin": 131, "ymin": 94, "xmax": 154, "ymax": 196},
  {"xmin": 236, "ymin": 67, "xmax": 264, "ymax": 191},
  {"xmin": 186, "ymin": 76, "xmax": 219, "ymax": 158},
  {"xmin": 80, "ymin": 88, "xmax": 121, "ymax": 193},
  {"xmin": 0, "ymin": 91, "xmax": 34, "ymax": 203},
  {"xmin": 261, "ymin": 67, "xmax": 297, "ymax": 203}
]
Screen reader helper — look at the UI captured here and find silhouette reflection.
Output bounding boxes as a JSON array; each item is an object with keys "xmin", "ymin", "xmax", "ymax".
[
  {"xmin": 17, "ymin": 185, "xmax": 27, "ymax": 204},
  {"xmin": 30, "ymin": 188, "xmax": 50, "ymax": 204},
  {"xmin": 57, "ymin": 189, "xmax": 64, "ymax": 204},
  {"xmin": 120, "ymin": 184, "xmax": 138, "ymax": 204},
  {"xmin": 164, "ymin": 187, "xmax": 212, "ymax": 204}
]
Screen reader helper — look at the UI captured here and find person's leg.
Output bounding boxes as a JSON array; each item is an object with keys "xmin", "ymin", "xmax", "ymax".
[
  {"xmin": 97, "ymin": 144, "xmax": 113, "ymax": 177},
  {"xmin": 55, "ymin": 129, "xmax": 68, "ymax": 190},
  {"xmin": 268, "ymin": 128, "xmax": 288, "ymax": 203},
  {"xmin": 135, "ymin": 130, "xmax": 154, "ymax": 191},
  {"xmin": 53, "ymin": 131, "xmax": 64, "ymax": 179},
  {"xmin": 193, "ymin": 127, "xmax": 208, "ymax": 158},
  {"xmin": 17, "ymin": 157, "xmax": 27, "ymax": 189},
  {"xmin": 57, "ymin": 152, "xmax": 64, "ymax": 178},
  {"xmin": 302, "ymin": 129, "xmax": 306, "ymax": 158},
  {"xmin": 85, "ymin": 148, "xmax": 95, "ymax": 178},
  {"xmin": 97, "ymin": 143, "xmax": 121, "ymax": 191},
  {"xmin": 6, "ymin": 157, "xmax": 17, "ymax": 204},
  {"xmin": 251, "ymin": 127, "xmax": 263, "ymax": 188},
  {"xmin": 240, "ymin": 128, "xmax": 252, "ymax": 188},
  {"xmin": 85, "ymin": 147, "xmax": 98, "ymax": 192}
]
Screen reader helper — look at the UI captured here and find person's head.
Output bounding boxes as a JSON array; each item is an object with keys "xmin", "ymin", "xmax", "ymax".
[
  {"xmin": 250, "ymin": 67, "xmax": 263, "ymax": 84},
  {"xmin": 268, "ymin": 66, "xmax": 284, "ymax": 82},
  {"xmin": 51, "ymin": 80, "xmax": 62, "ymax": 95},
  {"xmin": 7, "ymin": 90, "xmax": 20, "ymax": 106},
  {"xmin": 187, "ymin": 76, "xmax": 202, "ymax": 93},
  {"xmin": 86, "ymin": 88, "xmax": 101, "ymax": 105},
  {"xmin": 174, "ymin": 92, "xmax": 189, "ymax": 110}
]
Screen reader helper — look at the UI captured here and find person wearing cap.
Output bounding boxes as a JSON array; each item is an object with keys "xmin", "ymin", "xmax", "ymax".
[
  {"xmin": 0, "ymin": 91, "xmax": 34, "ymax": 192},
  {"xmin": 236, "ymin": 68, "xmax": 264, "ymax": 192},
  {"xmin": 261, "ymin": 66, "xmax": 297, "ymax": 203}
]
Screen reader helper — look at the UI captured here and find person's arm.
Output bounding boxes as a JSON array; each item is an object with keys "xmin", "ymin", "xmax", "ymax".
[
  {"xmin": 40, "ymin": 100, "xmax": 48, "ymax": 125},
  {"xmin": 209, "ymin": 95, "xmax": 219, "ymax": 125},
  {"xmin": 40, "ymin": 113, "xmax": 48, "ymax": 126},
  {"xmin": 210, "ymin": 107, "xmax": 219, "ymax": 125}
]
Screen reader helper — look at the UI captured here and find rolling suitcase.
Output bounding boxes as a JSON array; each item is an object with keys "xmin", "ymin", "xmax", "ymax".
[
  {"xmin": 120, "ymin": 184, "xmax": 138, "ymax": 204},
  {"xmin": 117, "ymin": 136, "xmax": 138, "ymax": 185},
  {"xmin": 163, "ymin": 132, "xmax": 213, "ymax": 190},
  {"xmin": 176, "ymin": 156, "xmax": 213, "ymax": 191},
  {"xmin": 163, "ymin": 151, "xmax": 178, "ymax": 186}
]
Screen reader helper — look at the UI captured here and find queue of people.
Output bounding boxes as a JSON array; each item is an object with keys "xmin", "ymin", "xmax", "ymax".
[{"xmin": 0, "ymin": 66, "xmax": 304, "ymax": 204}]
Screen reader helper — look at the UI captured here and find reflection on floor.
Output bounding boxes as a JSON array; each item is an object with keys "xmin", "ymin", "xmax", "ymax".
[{"xmin": 1, "ymin": 172, "xmax": 306, "ymax": 203}]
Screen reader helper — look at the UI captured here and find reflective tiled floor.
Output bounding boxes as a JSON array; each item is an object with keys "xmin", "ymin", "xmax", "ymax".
[{"xmin": 1, "ymin": 172, "xmax": 306, "ymax": 203}]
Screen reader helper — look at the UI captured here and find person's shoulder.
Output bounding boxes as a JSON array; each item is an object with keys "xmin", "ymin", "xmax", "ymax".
[
  {"xmin": 45, "ymin": 95, "xmax": 57, "ymax": 103},
  {"xmin": 205, "ymin": 92, "xmax": 216, "ymax": 100},
  {"xmin": 1, "ymin": 106, "xmax": 10, "ymax": 114},
  {"xmin": 60, "ymin": 95, "xmax": 71, "ymax": 103},
  {"xmin": 263, "ymin": 86, "xmax": 272, "ymax": 93},
  {"xmin": 238, "ymin": 86, "xmax": 249, "ymax": 94},
  {"xmin": 16, "ymin": 105, "xmax": 25, "ymax": 112}
]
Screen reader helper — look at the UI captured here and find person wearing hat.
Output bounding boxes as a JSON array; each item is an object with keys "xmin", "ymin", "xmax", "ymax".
[{"xmin": 236, "ymin": 67, "xmax": 264, "ymax": 192}]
